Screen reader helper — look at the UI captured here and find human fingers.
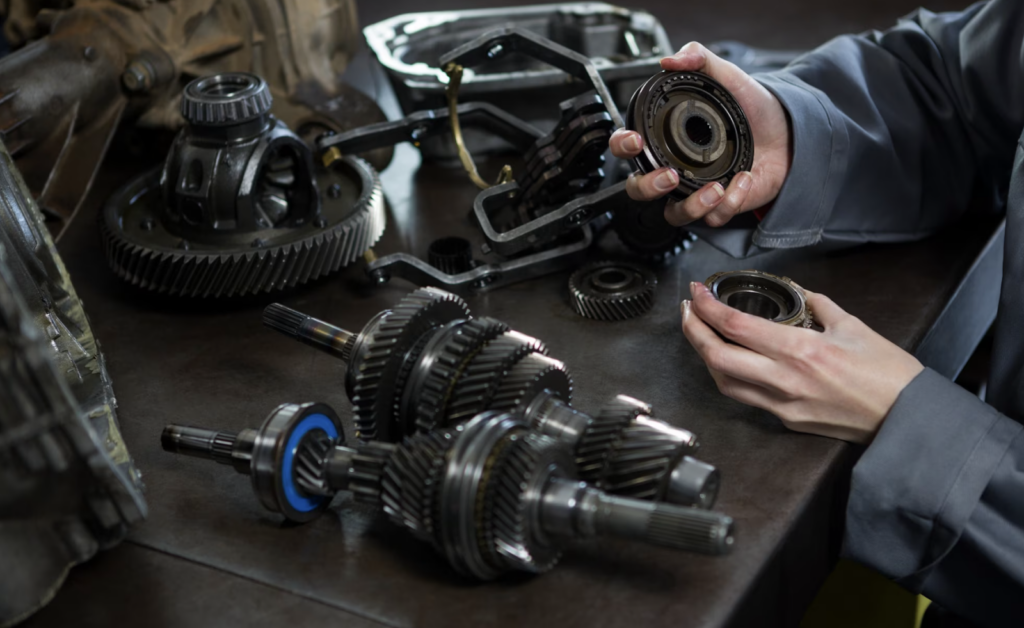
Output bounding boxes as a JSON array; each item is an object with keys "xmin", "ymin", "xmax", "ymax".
[
  {"xmin": 689, "ymin": 281, "xmax": 806, "ymax": 358},
  {"xmin": 663, "ymin": 182, "xmax": 725, "ymax": 226},
  {"xmin": 707, "ymin": 369, "xmax": 782, "ymax": 414},
  {"xmin": 609, "ymin": 129, "xmax": 643, "ymax": 159},
  {"xmin": 625, "ymin": 167, "xmax": 679, "ymax": 201},
  {"xmin": 703, "ymin": 172, "xmax": 754, "ymax": 227},
  {"xmin": 681, "ymin": 299, "xmax": 779, "ymax": 386},
  {"xmin": 802, "ymin": 290, "xmax": 851, "ymax": 329}
]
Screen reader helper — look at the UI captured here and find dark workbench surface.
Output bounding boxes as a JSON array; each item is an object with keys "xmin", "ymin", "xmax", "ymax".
[{"xmin": 25, "ymin": 1, "xmax": 984, "ymax": 626}]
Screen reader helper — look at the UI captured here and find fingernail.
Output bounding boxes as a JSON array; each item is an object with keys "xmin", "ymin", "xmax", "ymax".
[
  {"xmin": 654, "ymin": 170, "xmax": 678, "ymax": 192},
  {"xmin": 681, "ymin": 299, "xmax": 691, "ymax": 320},
  {"xmin": 689, "ymin": 281, "xmax": 699, "ymax": 297},
  {"xmin": 700, "ymin": 183, "xmax": 725, "ymax": 206},
  {"xmin": 625, "ymin": 132, "xmax": 641, "ymax": 152},
  {"xmin": 737, "ymin": 172, "xmax": 753, "ymax": 191}
]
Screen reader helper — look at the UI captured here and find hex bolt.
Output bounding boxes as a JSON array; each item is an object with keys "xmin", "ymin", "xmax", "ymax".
[{"xmin": 122, "ymin": 61, "xmax": 153, "ymax": 93}]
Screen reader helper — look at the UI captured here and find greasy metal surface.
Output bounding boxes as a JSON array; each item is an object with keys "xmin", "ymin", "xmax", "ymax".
[{"xmin": 27, "ymin": 0, "xmax": 981, "ymax": 625}]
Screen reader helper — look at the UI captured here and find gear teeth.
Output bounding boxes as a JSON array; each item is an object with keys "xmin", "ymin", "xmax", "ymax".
[
  {"xmin": 575, "ymin": 395, "xmax": 652, "ymax": 483},
  {"xmin": 484, "ymin": 432, "xmax": 564, "ymax": 573},
  {"xmin": 445, "ymin": 331, "xmax": 548, "ymax": 425},
  {"xmin": 381, "ymin": 430, "xmax": 454, "ymax": 544},
  {"xmin": 100, "ymin": 156, "xmax": 386, "ymax": 298},
  {"xmin": 489, "ymin": 353, "xmax": 572, "ymax": 415},
  {"xmin": 413, "ymin": 317, "xmax": 511, "ymax": 433},
  {"xmin": 349, "ymin": 441, "xmax": 396, "ymax": 505},
  {"xmin": 294, "ymin": 432, "xmax": 334, "ymax": 497},
  {"xmin": 597, "ymin": 418, "xmax": 692, "ymax": 501},
  {"xmin": 350, "ymin": 288, "xmax": 470, "ymax": 441},
  {"xmin": 567, "ymin": 261, "xmax": 656, "ymax": 321}
]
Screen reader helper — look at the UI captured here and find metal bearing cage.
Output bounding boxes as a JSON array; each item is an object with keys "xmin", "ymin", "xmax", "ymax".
[
  {"xmin": 627, "ymin": 71, "xmax": 753, "ymax": 200},
  {"xmin": 704, "ymin": 270, "xmax": 812, "ymax": 328}
]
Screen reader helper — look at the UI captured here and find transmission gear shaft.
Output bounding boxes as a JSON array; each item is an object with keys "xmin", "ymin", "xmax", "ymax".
[{"xmin": 163, "ymin": 407, "xmax": 735, "ymax": 580}]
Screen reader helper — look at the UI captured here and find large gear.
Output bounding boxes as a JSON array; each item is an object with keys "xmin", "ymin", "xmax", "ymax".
[
  {"xmin": 484, "ymin": 431, "xmax": 572, "ymax": 573},
  {"xmin": 444, "ymin": 330, "xmax": 548, "ymax": 425},
  {"xmin": 350, "ymin": 288, "xmax": 470, "ymax": 441},
  {"xmin": 381, "ymin": 430, "xmax": 454, "ymax": 543},
  {"xmin": 409, "ymin": 317, "xmax": 511, "ymax": 434},
  {"xmin": 574, "ymin": 395, "xmax": 652, "ymax": 483},
  {"xmin": 568, "ymin": 261, "xmax": 657, "ymax": 321},
  {"xmin": 102, "ymin": 155, "xmax": 385, "ymax": 298},
  {"xmin": 488, "ymin": 353, "xmax": 573, "ymax": 415}
]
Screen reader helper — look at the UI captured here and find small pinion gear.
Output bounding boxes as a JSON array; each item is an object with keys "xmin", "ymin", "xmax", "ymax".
[
  {"xmin": 568, "ymin": 261, "xmax": 656, "ymax": 321},
  {"xmin": 575, "ymin": 395, "xmax": 653, "ymax": 483},
  {"xmin": 350, "ymin": 288, "xmax": 470, "ymax": 441}
]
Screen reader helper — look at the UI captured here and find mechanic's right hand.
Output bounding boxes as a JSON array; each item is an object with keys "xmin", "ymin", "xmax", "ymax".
[{"xmin": 610, "ymin": 42, "xmax": 793, "ymax": 228}]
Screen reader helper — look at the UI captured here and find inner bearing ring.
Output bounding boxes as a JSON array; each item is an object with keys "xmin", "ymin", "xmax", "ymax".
[
  {"xmin": 704, "ymin": 270, "xmax": 812, "ymax": 328},
  {"xmin": 667, "ymin": 100, "xmax": 726, "ymax": 164}
]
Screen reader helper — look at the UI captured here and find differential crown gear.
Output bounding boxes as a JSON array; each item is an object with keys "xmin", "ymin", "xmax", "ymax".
[
  {"xmin": 568, "ymin": 261, "xmax": 657, "ymax": 321},
  {"xmin": 181, "ymin": 73, "xmax": 273, "ymax": 126}
]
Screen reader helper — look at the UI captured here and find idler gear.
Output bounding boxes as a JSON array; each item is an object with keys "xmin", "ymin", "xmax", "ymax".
[
  {"xmin": 164, "ymin": 408, "xmax": 736, "ymax": 579},
  {"xmin": 161, "ymin": 402, "xmax": 343, "ymax": 523},
  {"xmin": 101, "ymin": 72, "xmax": 386, "ymax": 298},
  {"xmin": 704, "ymin": 270, "xmax": 812, "ymax": 328},
  {"xmin": 626, "ymin": 70, "xmax": 753, "ymax": 200},
  {"xmin": 568, "ymin": 261, "xmax": 657, "ymax": 321}
]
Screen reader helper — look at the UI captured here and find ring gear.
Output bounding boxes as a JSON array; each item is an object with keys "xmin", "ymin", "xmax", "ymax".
[
  {"xmin": 351, "ymin": 288, "xmax": 470, "ymax": 440},
  {"xmin": 444, "ymin": 330, "xmax": 548, "ymax": 425},
  {"xmin": 568, "ymin": 261, "xmax": 657, "ymax": 321}
]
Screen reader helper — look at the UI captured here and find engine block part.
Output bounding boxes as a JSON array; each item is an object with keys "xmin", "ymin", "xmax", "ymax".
[
  {"xmin": 627, "ymin": 71, "xmax": 753, "ymax": 200},
  {"xmin": 101, "ymin": 73, "xmax": 386, "ymax": 298},
  {"xmin": 704, "ymin": 270, "xmax": 812, "ymax": 328},
  {"xmin": 163, "ymin": 408, "xmax": 735, "ymax": 580}
]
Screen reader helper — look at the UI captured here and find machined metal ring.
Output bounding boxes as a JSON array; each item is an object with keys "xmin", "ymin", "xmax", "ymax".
[
  {"xmin": 704, "ymin": 270, "xmax": 811, "ymax": 327},
  {"xmin": 627, "ymin": 71, "xmax": 753, "ymax": 200}
]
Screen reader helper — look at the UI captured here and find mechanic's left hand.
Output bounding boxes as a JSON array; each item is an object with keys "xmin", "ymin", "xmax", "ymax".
[{"xmin": 681, "ymin": 281, "xmax": 924, "ymax": 444}]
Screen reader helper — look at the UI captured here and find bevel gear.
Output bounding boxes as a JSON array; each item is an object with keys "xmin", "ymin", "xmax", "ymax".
[
  {"xmin": 101, "ymin": 73, "xmax": 387, "ymax": 298},
  {"xmin": 568, "ymin": 261, "xmax": 657, "ymax": 321}
]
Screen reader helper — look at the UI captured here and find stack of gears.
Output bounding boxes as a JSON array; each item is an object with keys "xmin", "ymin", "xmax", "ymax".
[{"xmin": 162, "ymin": 287, "xmax": 734, "ymax": 579}]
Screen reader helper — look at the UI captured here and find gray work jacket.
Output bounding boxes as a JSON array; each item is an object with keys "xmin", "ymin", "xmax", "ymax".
[{"xmin": 691, "ymin": 2, "xmax": 1024, "ymax": 625}]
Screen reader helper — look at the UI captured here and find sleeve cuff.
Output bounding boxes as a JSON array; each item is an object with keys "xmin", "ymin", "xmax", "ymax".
[
  {"xmin": 752, "ymin": 73, "xmax": 850, "ymax": 248},
  {"xmin": 843, "ymin": 368, "xmax": 1024, "ymax": 589}
]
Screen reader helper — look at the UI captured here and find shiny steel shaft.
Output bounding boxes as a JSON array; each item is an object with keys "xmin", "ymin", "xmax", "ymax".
[
  {"xmin": 161, "ymin": 425, "xmax": 257, "ymax": 474},
  {"xmin": 263, "ymin": 303, "xmax": 355, "ymax": 362}
]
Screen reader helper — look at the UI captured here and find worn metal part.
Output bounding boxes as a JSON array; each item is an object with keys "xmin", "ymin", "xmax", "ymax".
[
  {"xmin": 101, "ymin": 74, "xmax": 386, "ymax": 298},
  {"xmin": 627, "ymin": 70, "xmax": 754, "ymax": 200},
  {"xmin": 161, "ymin": 402, "xmax": 343, "ymax": 522},
  {"xmin": 704, "ymin": 270, "xmax": 813, "ymax": 328},
  {"xmin": 0, "ymin": 139, "xmax": 146, "ymax": 625},
  {"xmin": 363, "ymin": 3, "xmax": 669, "ymax": 162},
  {"xmin": 568, "ymin": 260, "xmax": 657, "ymax": 321},
  {"xmin": 0, "ymin": 0, "xmax": 388, "ymax": 236}
]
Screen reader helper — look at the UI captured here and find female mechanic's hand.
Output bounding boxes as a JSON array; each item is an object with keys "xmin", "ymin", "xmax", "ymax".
[
  {"xmin": 680, "ymin": 282, "xmax": 924, "ymax": 444},
  {"xmin": 610, "ymin": 42, "xmax": 792, "ymax": 228}
]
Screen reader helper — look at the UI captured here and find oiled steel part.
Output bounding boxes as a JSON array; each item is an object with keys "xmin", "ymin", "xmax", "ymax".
[
  {"xmin": 0, "ymin": 139, "xmax": 147, "ymax": 624},
  {"xmin": 350, "ymin": 288, "xmax": 471, "ymax": 441},
  {"xmin": 488, "ymin": 353, "xmax": 573, "ymax": 414},
  {"xmin": 568, "ymin": 261, "xmax": 657, "ymax": 321},
  {"xmin": 262, "ymin": 303, "xmax": 356, "ymax": 362},
  {"xmin": 160, "ymin": 402, "xmax": 343, "ymax": 523},
  {"xmin": 0, "ymin": 0, "xmax": 389, "ymax": 238},
  {"xmin": 611, "ymin": 196, "xmax": 695, "ymax": 261},
  {"xmin": 704, "ymin": 270, "xmax": 812, "ymax": 328},
  {"xmin": 627, "ymin": 71, "xmax": 753, "ymax": 200},
  {"xmin": 427, "ymin": 237, "xmax": 475, "ymax": 275},
  {"xmin": 101, "ymin": 155, "xmax": 385, "ymax": 297},
  {"xmin": 182, "ymin": 73, "xmax": 273, "ymax": 126}
]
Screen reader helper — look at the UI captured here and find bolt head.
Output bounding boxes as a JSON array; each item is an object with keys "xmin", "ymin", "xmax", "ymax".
[
  {"xmin": 83, "ymin": 46, "xmax": 97, "ymax": 61},
  {"xmin": 327, "ymin": 183, "xmax": 342, "ymax": 199}
]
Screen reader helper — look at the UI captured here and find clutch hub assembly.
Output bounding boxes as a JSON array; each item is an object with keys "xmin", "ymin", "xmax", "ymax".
[
  {"xmin": 704, "ymin": 270, "xmax": 812, "ymax": 327},
  {"xmin": 626, "ymin": 71, "xmax": 753, "ymax": 200},
  {"xmin": 101, "ymin": 72, "xmax": 385, "ymax": 298}
]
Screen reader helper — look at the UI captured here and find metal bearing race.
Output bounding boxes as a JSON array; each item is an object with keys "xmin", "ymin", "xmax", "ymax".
[
  {"xmin": 181, "ymin": 72, "xmax": 273, "ymax": 126},
  {"xmin": 704, "ymin": 270, "xmax": 812, "ymax": 328},
  {"xmin": 626, "ymin": 70, "xmax": 753, "ymax": 200},
  {"xmin": 568, "ymin": 261, "xmax": 656, "ymax": 321}
]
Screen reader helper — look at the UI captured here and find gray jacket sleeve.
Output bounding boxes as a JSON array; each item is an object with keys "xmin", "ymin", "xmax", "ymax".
[{"xmin": 693, "ymin": 0, "xmax": 1024, "ymax": 257}]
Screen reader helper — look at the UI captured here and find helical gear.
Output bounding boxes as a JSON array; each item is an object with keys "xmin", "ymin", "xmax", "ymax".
[
  {"xmin": 444, "ymin": 330, "xmax": 548, "ymax": 425},
  {"xmin": 489, "ymin": 353, "xmax": 572, "ymax": 414},
  {"xmin": 294, "ymin": 432, "xmax": 335, "ymax": 497},
  {"xmin": 597, "ymin": 419, "xmax": 695, "ymax": 501},
  {"xmin": 568, "ymin": 261, "xmax": 657, "ymax": 321},
  {"xmin": 351, "ymin": 288, "xmax": 470, "ymax": 440},
  {"xmin": 349, "ymin": 441, "xmax": 397, "ymax": 505},
  {"xmin": 411, "ymin": 317, "xmax": 511, "ymax": 434},
  {"xmin": 381, "ymin": 430, "xmax": 454, "ymax": 543},
  {"xmin": 575, "ymin": 396, "xmax": 652, "ymax": 483}
]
